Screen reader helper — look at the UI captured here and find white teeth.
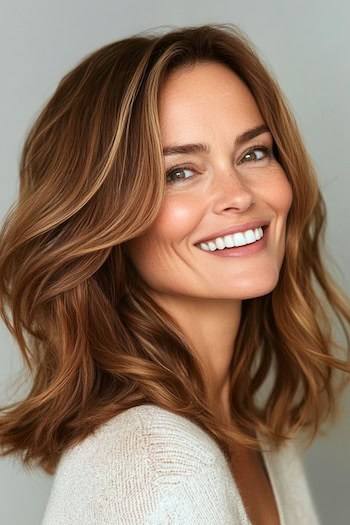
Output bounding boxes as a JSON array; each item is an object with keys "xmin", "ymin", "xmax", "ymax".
[
  {"xmin": 223, "ymin": 234, "xmax": 235, "ymax": 248},
  {"xmin": 198, "ymin": 226, "xmax": 265, "ymax": 251},
  {"xmin": 255, "ymin": 227, "xmax": 263, "ymax": 240},
  {"xmin": 244, "ymin": 229, "xmax": 256, "ymax": 244},
  {"xmin": 233, "ymin": 232, "xmax": 247, "ymax": 246},
  {"xmin": 214, "ymin": 237, "xmax": 226, "ymax": 250}
]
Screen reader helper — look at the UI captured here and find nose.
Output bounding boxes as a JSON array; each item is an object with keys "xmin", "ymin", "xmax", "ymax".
[{"xmin": 211, "ymin": 167, "xmax": 255, "ymax": 213}]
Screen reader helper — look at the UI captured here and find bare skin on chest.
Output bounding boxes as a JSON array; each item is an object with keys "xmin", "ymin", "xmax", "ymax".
[{"xmin": 228, "ymin": 444, "xmax": 280, "ymax": 525}]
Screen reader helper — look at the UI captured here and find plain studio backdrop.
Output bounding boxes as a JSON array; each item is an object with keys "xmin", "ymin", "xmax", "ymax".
[{"xmin": 0, "ymin": 1, "xmax": 349, "ymax": 524}]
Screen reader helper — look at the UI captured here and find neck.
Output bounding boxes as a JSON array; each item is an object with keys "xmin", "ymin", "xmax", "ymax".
[{"xmin": 150, "ymin": 291, "xmax": 242, "ymax": 413}]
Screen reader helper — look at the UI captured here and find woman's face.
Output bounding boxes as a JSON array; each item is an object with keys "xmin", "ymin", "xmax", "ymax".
[{"xmin": 125, "ymin": 61, "xmax": 293, "ymax": 301}]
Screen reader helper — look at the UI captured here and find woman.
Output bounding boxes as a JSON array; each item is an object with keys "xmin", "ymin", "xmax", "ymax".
[{"xmin": 0, "ymin": 24, "xmax": 349, "ymax": 524}]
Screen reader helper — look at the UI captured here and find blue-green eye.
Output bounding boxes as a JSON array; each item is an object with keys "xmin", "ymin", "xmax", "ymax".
[{"xmin": 166, "ymin": 167, "xmax": 194, "ymax": 184}]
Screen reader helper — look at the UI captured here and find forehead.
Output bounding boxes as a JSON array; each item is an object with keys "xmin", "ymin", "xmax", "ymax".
[{"xmin": 158, "ymin": 61, "xmax": 264, "ymax": 144}]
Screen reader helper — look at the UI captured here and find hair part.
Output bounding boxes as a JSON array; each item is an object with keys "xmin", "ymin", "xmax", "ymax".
[{"xmin": 0, "ymin": 23, "xmax": 349, "ymax": 475}]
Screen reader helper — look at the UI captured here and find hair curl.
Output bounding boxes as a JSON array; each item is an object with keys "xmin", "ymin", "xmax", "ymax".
[{"xmin": 0, "ymin": 24, "xmax": 349, "ymax": 475}]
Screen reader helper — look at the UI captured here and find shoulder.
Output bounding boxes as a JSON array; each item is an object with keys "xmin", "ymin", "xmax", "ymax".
[
  {"xmin": 62, "ymin": 404, "xmax": 225, "ymax": 475},
  {"xmin": 42, "ymin": 404, "xmax": 243, "ymax": 524}
]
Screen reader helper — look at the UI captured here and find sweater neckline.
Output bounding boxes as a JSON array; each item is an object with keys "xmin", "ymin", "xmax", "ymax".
[{"xmin": 257, "ymin": 431, "xmax": 286, "ymax": 525}]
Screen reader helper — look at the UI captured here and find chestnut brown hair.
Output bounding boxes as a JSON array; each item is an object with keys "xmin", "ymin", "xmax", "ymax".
[{"xmin": 0, "ymin": 24, "xmax": 349, "ymax": 475}]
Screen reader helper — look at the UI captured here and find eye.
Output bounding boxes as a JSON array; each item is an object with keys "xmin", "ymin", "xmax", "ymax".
[
  {"xmin": 166, "ymin": 166, "xmax": 194, "ymax": 184},
  {"xmin": 239, "ymin": 146, "xmax": 271, "ymax": 164}
]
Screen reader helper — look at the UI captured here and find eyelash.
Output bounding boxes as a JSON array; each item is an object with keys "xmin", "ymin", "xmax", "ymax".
[{"xmin": 165, "ymin": 145, "xmax": 273, "ymax": 185}]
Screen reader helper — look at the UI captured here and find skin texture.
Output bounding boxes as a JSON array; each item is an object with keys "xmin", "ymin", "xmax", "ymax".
[{"xmin": 125, "ymin": 61, "xmax": 293, "ymax": 417}]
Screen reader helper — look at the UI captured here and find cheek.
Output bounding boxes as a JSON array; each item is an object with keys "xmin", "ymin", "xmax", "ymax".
[
  {"xmin": 265, "ymin": 171, "xmax": 293, "ymax": 216},
  {"xmin": 279, "ymin": 176, "xmax": 293, "ymax": 212},
  {"xmin": 272, "ymin": 175, "xmax": 293, "ymax": 258},
  {"xmin": 151, "ymin": 195, "xmax": 201, "ymax": 241},
  {"xmin": 125, "ymin": 195, "xmax": 201, "ymax": 272},
  {"xmin": 261, "ymin": 173, "xmax": 292, "ymax": 261}
]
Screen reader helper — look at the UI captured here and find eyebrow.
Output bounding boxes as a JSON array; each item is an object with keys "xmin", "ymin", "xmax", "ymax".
[{"xmin": 162, "ymin": 124, "xmax": 270, "ymax": 156}]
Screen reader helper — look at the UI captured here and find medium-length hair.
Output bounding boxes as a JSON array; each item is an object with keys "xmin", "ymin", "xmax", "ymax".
[{"xmin": 0, "ymin": 24, "xmax": 349, "ymax": 475}]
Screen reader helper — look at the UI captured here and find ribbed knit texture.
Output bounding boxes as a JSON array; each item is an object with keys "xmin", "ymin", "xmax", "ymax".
[{"xmin": 42, "ymin": 404, "xmax": 320, "ymax": 524}]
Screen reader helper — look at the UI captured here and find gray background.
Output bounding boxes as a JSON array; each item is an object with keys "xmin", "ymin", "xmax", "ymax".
[{"xmin": 0, "ymin": 1, "xmax": 349, "ymax": 523}]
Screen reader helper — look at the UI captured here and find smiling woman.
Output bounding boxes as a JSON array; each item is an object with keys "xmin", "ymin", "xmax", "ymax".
[
  {"xmin": 126, "ymin": 61, "xmax": 292, "ymax": 310},
  {"xmin": 0, "ymin": 24, "xmax": 349, "ymax": 525}
]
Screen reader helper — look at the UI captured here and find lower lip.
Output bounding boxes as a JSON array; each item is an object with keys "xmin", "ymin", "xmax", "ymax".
[{"xmin": 196, "ymin": 227, "xmax": 268, "ymax": 257}]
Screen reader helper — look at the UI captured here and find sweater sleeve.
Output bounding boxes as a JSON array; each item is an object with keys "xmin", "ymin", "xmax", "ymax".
[{"xmin": 42, "ymin": 405, "xmax": 246, "ymax": 525}]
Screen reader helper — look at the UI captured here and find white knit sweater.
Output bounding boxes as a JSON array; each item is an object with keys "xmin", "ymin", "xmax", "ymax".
[{"xmin": 42, "ymin": 404, "xmax": 320, "ymax": 524}]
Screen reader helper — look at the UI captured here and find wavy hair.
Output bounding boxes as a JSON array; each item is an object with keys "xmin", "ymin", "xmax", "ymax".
[{"xmin": 0, "ymin": 24, "xmax": 349, "ymax": 475}]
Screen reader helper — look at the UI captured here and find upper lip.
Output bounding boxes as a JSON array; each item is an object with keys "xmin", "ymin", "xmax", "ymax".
[{"xmin": 195, "ymin": 219, "xmax": 270, "ymax": 245}]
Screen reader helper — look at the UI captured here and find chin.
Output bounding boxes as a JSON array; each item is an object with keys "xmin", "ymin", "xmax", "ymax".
[{"xmin": 231, "ymin": 270, "xmax": 281, "ymax": 299}]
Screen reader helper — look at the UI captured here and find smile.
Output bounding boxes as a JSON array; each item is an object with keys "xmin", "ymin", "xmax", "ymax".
[{"xmin": 197, "ymin": 227, "xmax": 264, "ymax": 251}]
